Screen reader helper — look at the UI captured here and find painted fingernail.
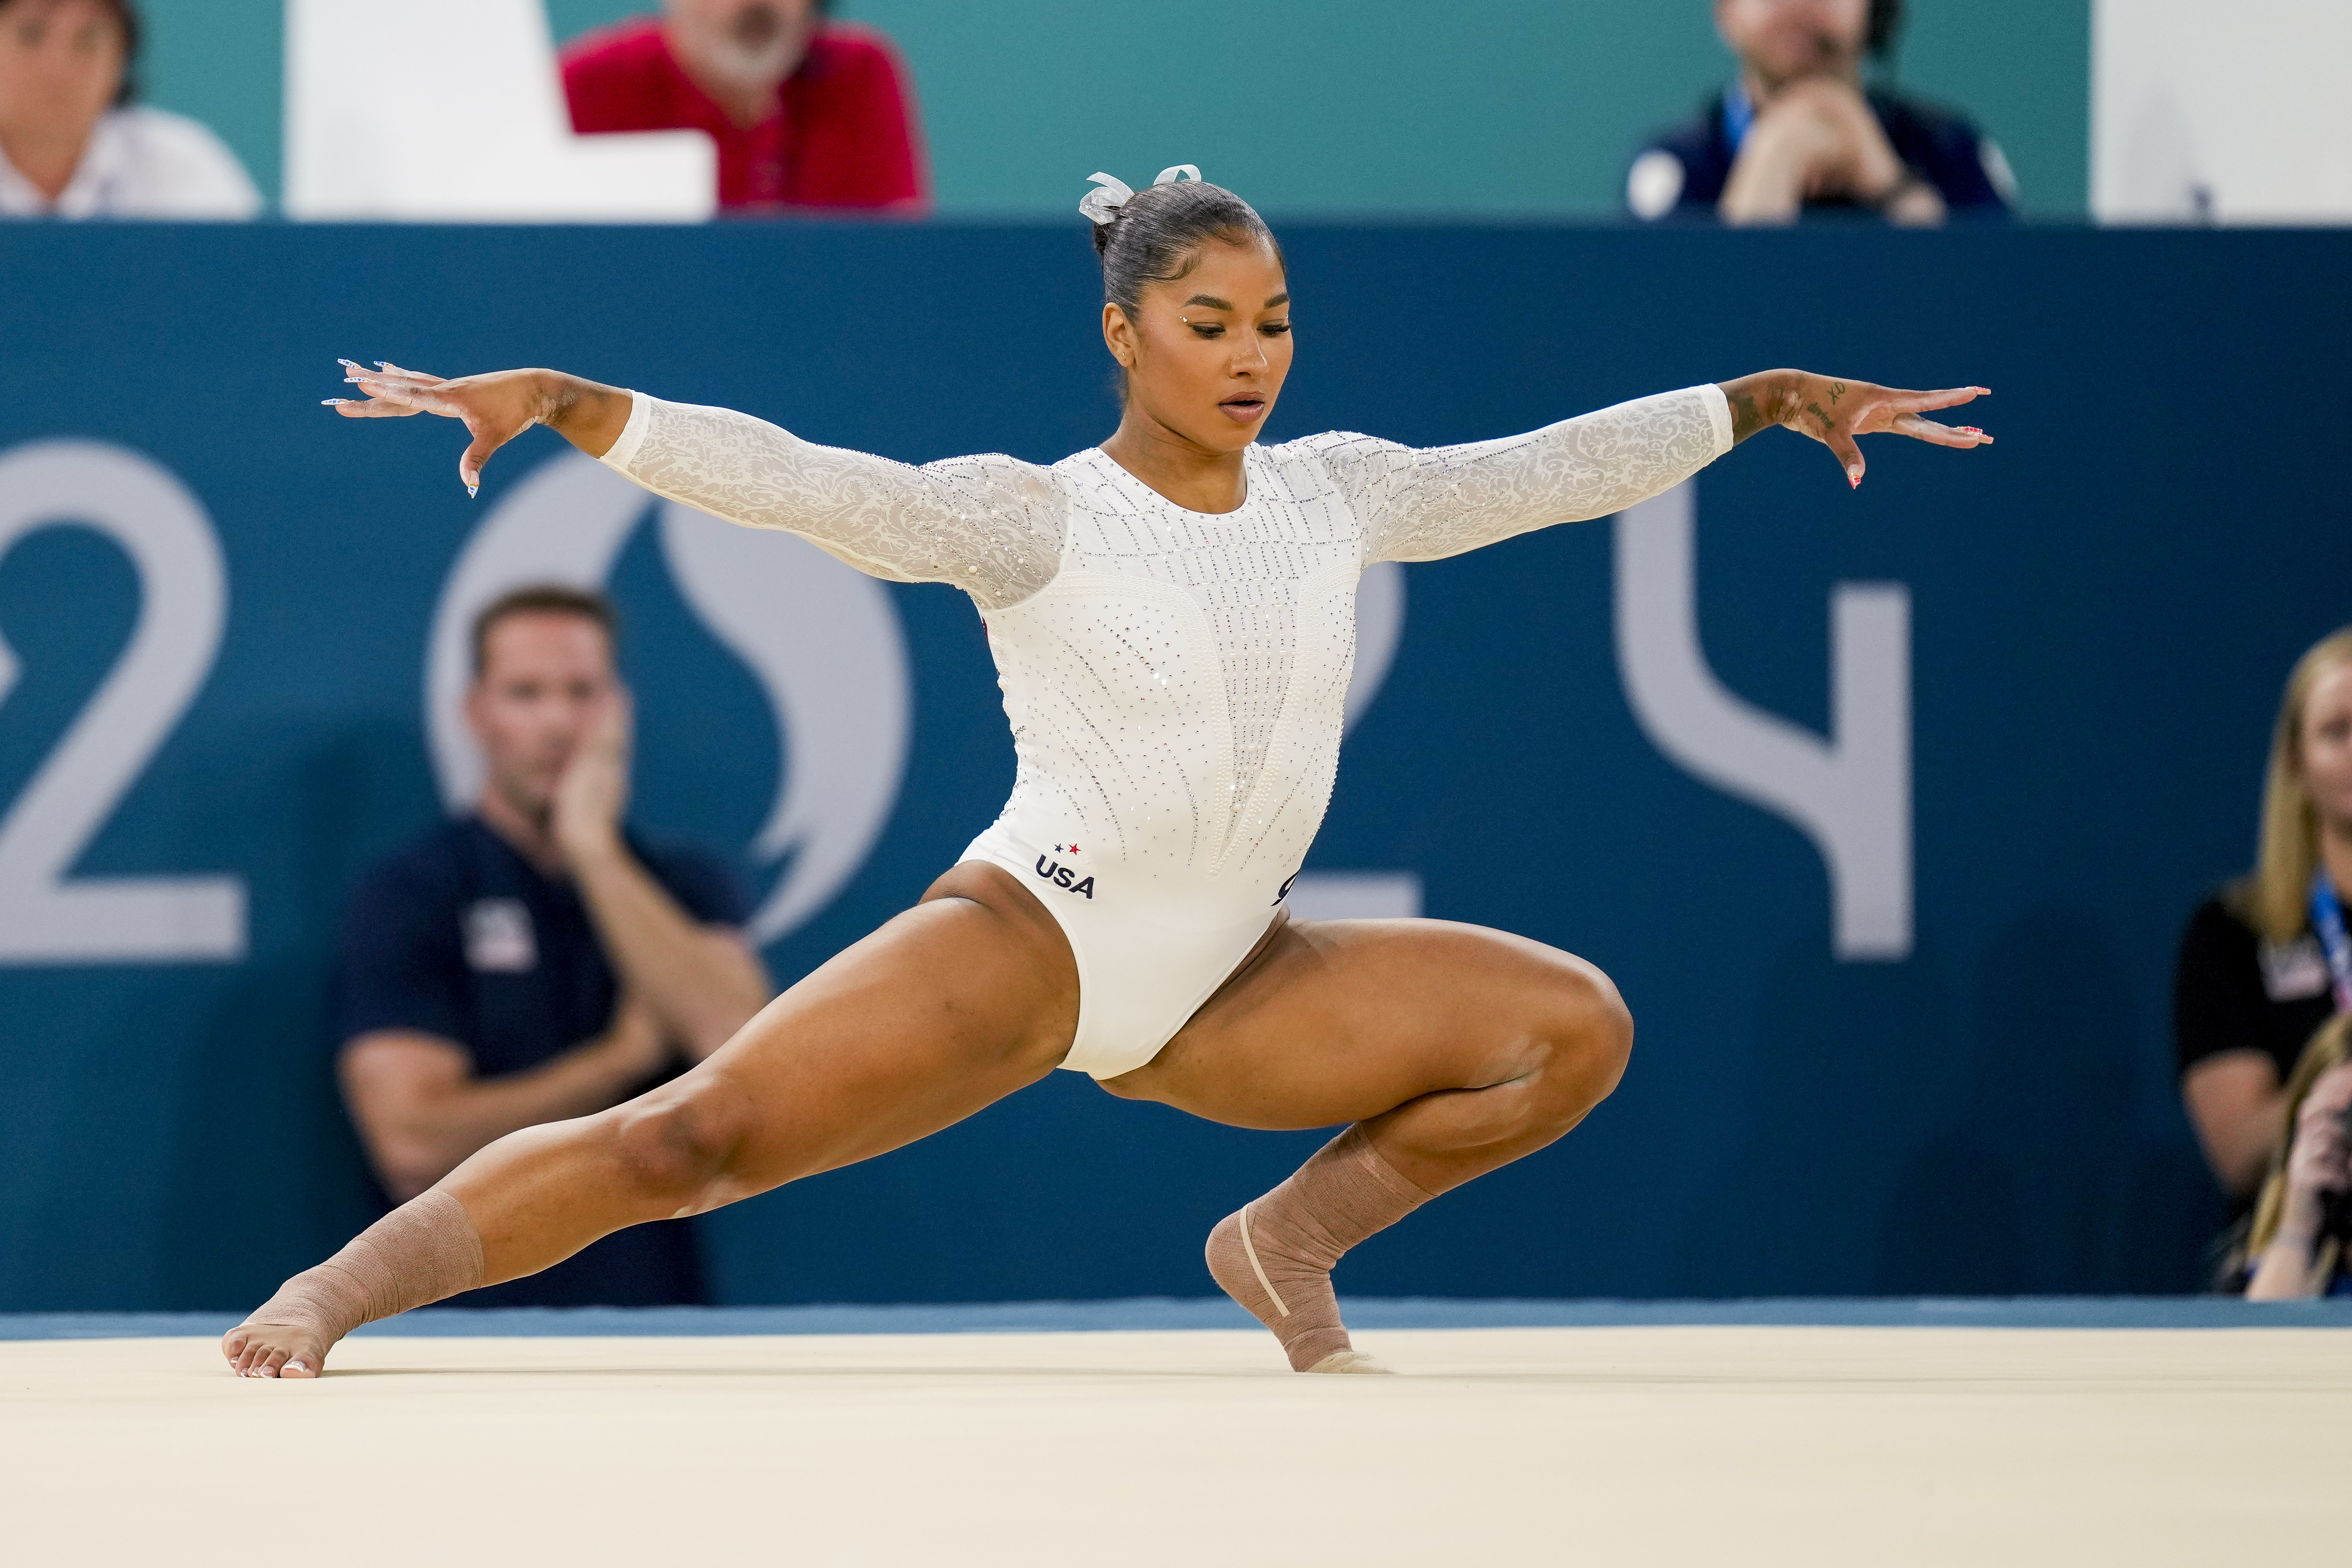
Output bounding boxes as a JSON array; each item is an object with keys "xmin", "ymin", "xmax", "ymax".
[
  {"xmin": 1848, "ymin": 472, "xmax": 1861, "ymax": 488},
  {"xmin": 322, "ymin": 398, "xmax": 350, "ymax": 406},
  {"xmin": 467, "ymin": 484, "xmax": 479, "ymax": 499}
]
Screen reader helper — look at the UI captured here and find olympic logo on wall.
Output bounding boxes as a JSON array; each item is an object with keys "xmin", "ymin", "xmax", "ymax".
[{"xmin": 424, "ymin": 452, "xmax": 914, "ymax": 950}]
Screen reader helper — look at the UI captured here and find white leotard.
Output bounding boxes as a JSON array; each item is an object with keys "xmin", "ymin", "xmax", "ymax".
[{"xmin": 599, "ymin": 383, "xmax": 1733, "ymax": 1076}]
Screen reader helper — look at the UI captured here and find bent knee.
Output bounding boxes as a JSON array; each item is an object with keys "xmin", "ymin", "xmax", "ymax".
[
  {"xmin": 604, "ymin": 1090, "xmax": 751, "ymax": 1210},
  {"xmin": 1533, "ymin": 957, "xmax": 1634, "ymax": 1104}
]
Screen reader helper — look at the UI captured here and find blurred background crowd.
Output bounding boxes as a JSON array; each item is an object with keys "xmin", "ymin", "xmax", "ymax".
[
  {"xmin": 3, "ymin": 1, "xmax": 2349, "ymax": 1311},
  {"xmin": 3, "ymin": 0, "xmax": 2344, "ymax": 225}
]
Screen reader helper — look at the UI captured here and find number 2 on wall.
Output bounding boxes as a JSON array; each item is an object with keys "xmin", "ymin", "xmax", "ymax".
[{"xmin": 0, "ymin": 442, "xmax": 245, "ymax": 963}]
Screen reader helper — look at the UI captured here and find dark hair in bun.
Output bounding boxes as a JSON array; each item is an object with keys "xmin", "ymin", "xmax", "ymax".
[{"xmin": 1091, "ymin": 177, "xmax": 1284, "ymax": 322}]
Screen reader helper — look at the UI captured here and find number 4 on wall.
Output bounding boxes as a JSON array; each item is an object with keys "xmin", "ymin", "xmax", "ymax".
[{"xmin": 0, "ymin": 442, "xmax": 246, "ymax": 963}]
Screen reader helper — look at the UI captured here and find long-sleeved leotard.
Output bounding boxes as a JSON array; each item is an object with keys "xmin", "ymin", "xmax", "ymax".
[{"xmin": 599, "ymin": 383, "xmax": 1733, "ymax": 1075}]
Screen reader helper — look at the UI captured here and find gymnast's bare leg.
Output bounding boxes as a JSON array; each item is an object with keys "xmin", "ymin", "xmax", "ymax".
[
  {"xmin": 224, "ymin": 869, "xmax": 1625, "ymax": 1377},
  {"xmin": 224, "ymin": 862, "xmax": 1076, "ymax": 1377},
  {"xmin": 1107, "ymin": 915, "xmax": 1629, "ymax": 1370}
]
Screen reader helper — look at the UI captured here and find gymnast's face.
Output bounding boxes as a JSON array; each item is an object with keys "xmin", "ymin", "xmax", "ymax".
[
  {"xmin": 2299, "ymin": 661, "xmax": 2352, "ymax": 837},
  {"xmin": 1105, "ymin": 237, "xmax": 1292, "ymax": 457},
  {"xmin": 466, "ymin": 612, "xmax": 622, "ymax": 823}
]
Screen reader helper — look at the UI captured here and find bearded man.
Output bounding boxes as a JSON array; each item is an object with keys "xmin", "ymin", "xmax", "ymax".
[{"xmin": 562, "ymin": 0, "xmax": 926, "ymax": 213}]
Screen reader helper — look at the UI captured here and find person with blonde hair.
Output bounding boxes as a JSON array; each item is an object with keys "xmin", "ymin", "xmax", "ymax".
[
  {"xmin": 2242, "ymin": 1013, "xmax": 2352, "ymax": 1298},
  {"xmin": 2174, "ymin": 628, "xmax": 2352, "ymax": 1200}
]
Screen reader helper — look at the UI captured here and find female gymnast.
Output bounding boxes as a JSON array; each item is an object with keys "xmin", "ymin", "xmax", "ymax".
[{"xmin": 227, "ymin": 167, "xmax": 1991, "ymax": 1377}]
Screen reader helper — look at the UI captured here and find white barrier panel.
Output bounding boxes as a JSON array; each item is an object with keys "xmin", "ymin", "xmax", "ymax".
[
  {"xmin": 284, "ymin": 0, "xmax": 714, "ymax": 222},
  {"xmin": 2094, "ymin": 0, "xmax": 2352, "ymax": 223}
]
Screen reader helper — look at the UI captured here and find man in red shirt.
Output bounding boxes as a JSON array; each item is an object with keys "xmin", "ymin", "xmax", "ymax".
[{"xmin": 562, "ymin": 0, "xmax": 926, "ymax": 214}]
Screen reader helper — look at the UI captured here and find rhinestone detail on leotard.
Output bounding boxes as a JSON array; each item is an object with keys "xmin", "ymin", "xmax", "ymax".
[{"xmin": 602, "ymin": 385, "xmax": 1732, "ymax": 886}]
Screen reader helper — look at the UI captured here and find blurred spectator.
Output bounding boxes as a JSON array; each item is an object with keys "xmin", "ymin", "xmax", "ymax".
[
  {"xmin": 335, "ymin": 587, "xmax": 770, "ymax": 1307},
  {"xmin": 562, "ymin": 0, "xmax": 926, "ymax": 214},
  {"xmin": 2242, "ymin": 1014, "xmax": 2352, "ymax": 1299},
  {"xmin": 2176, "ymin": 629, "xmax": 2352, "ymax": 1204},
  {"xmin": 1625, "ymin": 0, "xmax": 2014, "ymax": 226},
  {"xmin": 0, "ymin": 0, "xmax": 258, "ymax": 218}
]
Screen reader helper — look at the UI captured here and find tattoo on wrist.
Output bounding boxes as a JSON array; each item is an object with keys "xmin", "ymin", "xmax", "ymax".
[
  {"xmin": 541, "ymin": 378, "xmax": 580, "ymax": 432},
  {"xmin": 1728, "ymin": 389, "xmax": 1768, "ymax": 443}
]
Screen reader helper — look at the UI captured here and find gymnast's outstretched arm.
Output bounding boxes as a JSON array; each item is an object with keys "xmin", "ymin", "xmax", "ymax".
[
  {"xmin": 326, "ymin": 362, "xmax": 1066, "ymax": 612},
  {"xmin": 1324, "ymin": 372, "xmax": 1991, "ymax": 566}
]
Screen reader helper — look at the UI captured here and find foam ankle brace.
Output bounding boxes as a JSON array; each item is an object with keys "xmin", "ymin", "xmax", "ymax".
[
  {"xmin": 239, "ymin": 1190, "xmax": 484, "ymax": 1369},
  {"xmin": 1205, "ymin": 1126, "xmax": 1434, "ymax": 1373}
]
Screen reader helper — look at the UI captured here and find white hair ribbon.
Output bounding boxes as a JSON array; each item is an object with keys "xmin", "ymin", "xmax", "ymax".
[
  {"xmin": 1079, "ymin": 172, "xmax": 1134, "ymax": 226},
  {"xmin": 1078, "ymin": 164, "xmax": 1204, "ymax": 225}
]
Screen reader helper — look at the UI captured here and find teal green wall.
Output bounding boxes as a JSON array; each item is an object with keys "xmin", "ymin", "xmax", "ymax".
[
  {"xmin": 138, "ymin": 1, "xmax": 2087, "ymax": 216},
  {"xmin": 138, "ymin": 0, "xmax": 283, "ymax": 201}
]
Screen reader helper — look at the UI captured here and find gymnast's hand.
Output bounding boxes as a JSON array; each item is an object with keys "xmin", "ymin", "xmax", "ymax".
[
  {"xmin": 324, "ymin": 360, "xmax": 634, "ymax": 496},
  {"xmin": 1716, "ymin": 370, "xmax": 1992, "ymax": 489}
]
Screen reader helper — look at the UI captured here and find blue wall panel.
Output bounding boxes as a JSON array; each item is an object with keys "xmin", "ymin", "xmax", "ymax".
[{"xmin": 0, "ymin": 222, "xmax": 2343, "ymax": 1309}]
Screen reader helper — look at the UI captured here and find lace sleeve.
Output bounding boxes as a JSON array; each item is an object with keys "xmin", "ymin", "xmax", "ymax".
[
  {"xmin": 1302, "ymin": 385, "xmax": 1733, "ymax": 565},
  {"xmin": 597, "ymin": 393, "xmax": 1066, "ymax": 612}
]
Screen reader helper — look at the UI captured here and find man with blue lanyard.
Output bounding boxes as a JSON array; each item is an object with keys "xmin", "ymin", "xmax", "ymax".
[
  {"xmin": 334, "ymin": 585, "xmax": 771, "ymax": 1306},
  {"xmin": 1625, "ymin": 0, "xmax": 2015, "ymax": 225}
]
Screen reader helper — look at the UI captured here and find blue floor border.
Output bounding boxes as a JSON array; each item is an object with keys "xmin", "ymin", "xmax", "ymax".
[{"xmin": 7, "ymin": 1295, "xmax": 2352, "ymax": 1340}]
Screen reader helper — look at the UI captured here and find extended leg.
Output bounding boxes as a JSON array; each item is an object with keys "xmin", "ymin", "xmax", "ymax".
[
  {"xmin": 224, "ymin": 864, "xmax": 1076, "ymax": 1377},
  {"xmin": 1104, "ymin": 917, "xmax": 1632, "ymax": 1371}
]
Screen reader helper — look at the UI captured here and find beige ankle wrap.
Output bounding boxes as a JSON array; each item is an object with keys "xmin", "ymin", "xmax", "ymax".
[
  {"xmin": 240, "ymin": 1190, "xmax": 484, "ymax": 1365},
  {"xmin": 1205, "ymin": 1126, "xmax": 1435, "ymax": 1373}
]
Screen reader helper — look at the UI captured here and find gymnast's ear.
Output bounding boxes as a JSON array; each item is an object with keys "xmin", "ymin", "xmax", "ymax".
[{"xmin": 1102, "ymin": 301, "xmax": 1140, "ymax": 370}]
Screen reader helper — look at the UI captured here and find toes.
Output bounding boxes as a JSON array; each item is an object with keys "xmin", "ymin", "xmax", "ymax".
[{"xmin": 230, "ymin": 1339, "xmax": 323, "ymax": 1379}]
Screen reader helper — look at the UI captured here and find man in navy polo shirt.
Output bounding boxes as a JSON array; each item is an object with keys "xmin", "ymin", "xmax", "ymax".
[
  {"xmin": 1625, "ymin": 0, "xmax": 2015, "ymax": 226},
  {"xmin": 335, "ymin": 585, "xmax": 771, "ymax": 1307}
]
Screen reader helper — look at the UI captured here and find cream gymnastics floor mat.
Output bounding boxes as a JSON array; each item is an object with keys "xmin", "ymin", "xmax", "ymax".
[{"xmin": 3, "ymin": 1323, "xmax": 2347, "ymax": 1565}]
